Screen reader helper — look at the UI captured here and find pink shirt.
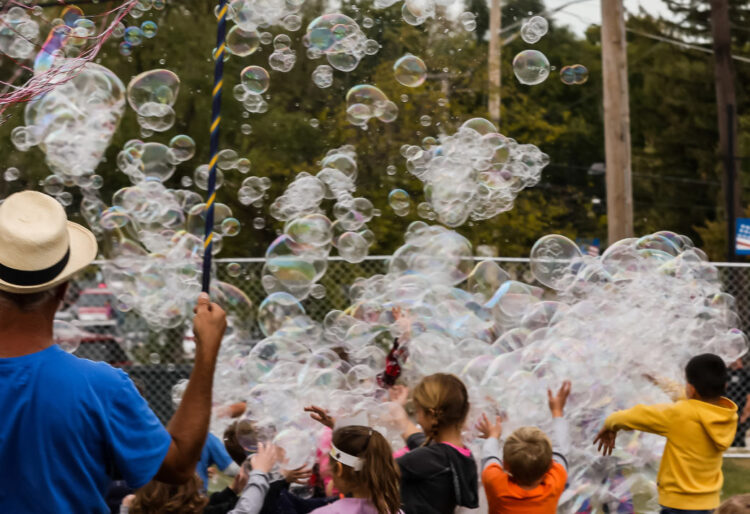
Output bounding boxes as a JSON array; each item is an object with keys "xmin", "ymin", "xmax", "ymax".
[{"xmin": 310, "ymin": 498, "xmax": 403, "ymax": 514}]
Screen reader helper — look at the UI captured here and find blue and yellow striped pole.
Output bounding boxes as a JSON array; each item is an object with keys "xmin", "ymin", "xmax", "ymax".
[{"xmin": 202, "ymin": 0, "xmax": 228, "ymax": 292}]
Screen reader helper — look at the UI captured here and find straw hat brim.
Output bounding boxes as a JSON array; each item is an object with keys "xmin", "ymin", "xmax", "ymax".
[{"xmin": 0, "ymin": 221, "xmax": 98, "ymax": 294}]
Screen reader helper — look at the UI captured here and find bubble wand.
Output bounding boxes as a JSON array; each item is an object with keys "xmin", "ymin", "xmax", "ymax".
[{"xmin": 202, "ymin": 0, "xmax": 228, "ymax": 292}]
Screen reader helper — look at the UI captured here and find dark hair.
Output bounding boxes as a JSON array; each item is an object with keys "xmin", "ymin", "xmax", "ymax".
[
  {"xmin": 717, "ymin": 494, "xmax": 750, "ymax": 514},
  {"xmin": 0, "ymin": 284, "xmax": 65, "ymax": 312},
  {"xmin": 332, "ymin": 426, "xmax": 401, "ymax": 514},
  {"xmin": 224, "ymin": 421, "xmax": 251, "ymax": 466},
  {"xmin": 129, "ymin": 474, "xmax": 208, "ymax": 513},
  {"xmin": 412, "ymin": 373, "xmax": 470, "ymax": 443},
  {"xmin": 686, "ymin": 353, "xmax": 727, "ymax": 399}
]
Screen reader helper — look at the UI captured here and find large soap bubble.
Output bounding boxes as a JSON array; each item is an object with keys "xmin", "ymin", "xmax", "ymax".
[
  {"xmin": 393, "ymin": 54, "xmax": 427, "ymax": 87},
  {"xmin": 530, "ymin": 235, "xmax": 583, "ymax": 290},
  {"xmin": 512, "ymin": 50, "xmax": 550, "ymax": 86}
]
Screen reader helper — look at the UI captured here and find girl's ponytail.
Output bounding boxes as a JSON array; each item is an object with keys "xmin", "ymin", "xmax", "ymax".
[
  {"xmin": 361, "ymin": 430, "xmax": 401, "ymax": 514},
  {"xmin": 331, "ymin": 426, "xmax": 401, "ymax": 514}
]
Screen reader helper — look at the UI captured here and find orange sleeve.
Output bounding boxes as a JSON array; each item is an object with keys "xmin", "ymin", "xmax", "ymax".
[
  {"xmin": 547, "ymin": 461, "xmax": 568, "ymax": 496},
  {"xmin": 482, "ymin": 462, "xmax": 509, "ymax": 500}
]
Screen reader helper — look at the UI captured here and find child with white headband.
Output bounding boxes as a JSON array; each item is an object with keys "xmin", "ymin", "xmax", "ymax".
[{"xmin": 308, "ymin": 425, "xmax": 403, "ymax": 514}]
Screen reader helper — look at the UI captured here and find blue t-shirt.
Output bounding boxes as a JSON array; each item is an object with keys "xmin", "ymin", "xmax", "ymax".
[
  {"xmin": 197, "ymin": 432, "xmax": 234, "ymax": 491},
  {"xmin": 0, "ymin": 345, "xmax": 172, "ymax": 513}
]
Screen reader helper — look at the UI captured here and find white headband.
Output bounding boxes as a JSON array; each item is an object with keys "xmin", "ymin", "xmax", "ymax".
[{"xmin": 330, "ymin": 443, "xmax": 363, "ymax": 471}]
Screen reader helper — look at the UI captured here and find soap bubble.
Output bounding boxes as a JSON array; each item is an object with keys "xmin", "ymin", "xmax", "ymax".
[
  {"xmin": 338, "ymin": 231, "xmax": 369, "ymax": 263},
  {"xmin": 389, "ymin": 189, "xmax": 411, "ymax": 216},
  {"xmin": 560, "ymin": 64, "xmax": 589, "ymax": 85},
  {"xmin": 127, "ymin": 69, "xmax": 180, "ymax": 131},
  {"xmin": 123, "ymin": 26, "xmax": 143, "ymax": 45},
  {"xmin": 169, "ymin": 135, "xmax": 197, "ymax": 162},
  {"xmin": 226, "ymin": 26, "xmax": 260, "ymax": 56},
  {"xmin": 140, "ymin": 20, "xmax": 158, "ymax": 38},
  {"xmin": 226, "ymin": 262, "xmax": 243, "ymax": 277},
  {"xmin": 512, "ymin": 50, "xmax": 550, "ymax": 86},
  {"xmin": 258, "ymin": 292, "xmax": 307, "ymax": 337},
  {"xmin": 312, "ymin": 65, "xmax": 334, "ymax": 88},
  {"xmin": 54, "ymin": 320, "xmax": 85, "ymax": 353},
  {"xmin": 520, "ymin": 15, "xmax": 548, "ymax": 44},
  {"xmin": 530, "ymin": 235, "xmax": 583, "ymax": 290},
  {"xmin": 305, "ymin": 13, "xmax": 369, "ymax": 72},
  {"xmin": 241, "ymin": 65, "xmax": 270, "ymax": 94},
  {"xmin": 394, "ymin": 54, "xmax": 427, "ymax": 87},
  {"xmin": 346, "ymin": 85, "xmax": 397, "ymax": 127},
  {"xmin": 273, "ymin": 428, "xmax": 316, "ymax": 469},
  {"xmin": 3, "ymin": 167, "xmax": 20, "ymax": 181}
]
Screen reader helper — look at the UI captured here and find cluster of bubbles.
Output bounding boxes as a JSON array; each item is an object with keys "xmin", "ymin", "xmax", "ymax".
[
  {"xmin": 227, "ymin": 0, "xmax": 305, "ymax": 32},
  {"xmin": 234, "ymin": 66, "xmax": 270, "ymax": 114},
  {"xmin": 304, "ymin": 13, "xmax": 378, "ymax": 73},
  {"xmin": 209, "ymin": 226, "xmax": 747, "ymax": 512},
  {"xmin": 346, "ymin": 85, "xmax": 398, "ymax": 127},
  {"xmin": 116, "ymin": 20, "xmax": 159, "ymax": 56},
  {"xmin": 269, "ymin": 34, "xmax": 297, "ymax": 73},
  {"xmin": 115, "ymin": 136, "xmax": 195, "ymax": 184},
  {"xmin": 560, "ymin": 64, "xmax": 589, "ymax": 86},
  {"xmin": 96, "ymin": 178, "xmax": 250, "ymax": 331},
  {"xmin": 193, "ymin": 149, "xmax": 251, "ymax": 191},
  {"xmin": 520, "ymin": 15, "xmax": 549, "ymax": 44},
  {"xmin": 0, "ymin": 6, "xmax": 41, "ymax": 61},
  {"xmin": 127, "ymin": 69, "xmax": 181, "ymax": 133},
  {"xmin": 11, "ymin": 63, "xmax": 125, "ymax": 181},
  {"xmin": 401, "ymin": 117, "xmax": 548, "ymax": 227},
  {"xmin": 513, "ymin": 15, "xmax": 552, "ymax": 86},
  {"xmin": 260, "ymin": 145, "xmax": 376, "ymax": 303}
]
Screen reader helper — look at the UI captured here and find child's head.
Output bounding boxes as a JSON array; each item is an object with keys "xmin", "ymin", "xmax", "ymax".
[
  {"xmin": 412, "ymin": 373, "xmax": 470, "ymax": 441},
  {"xmin": 717, "ymin": 494, "xmax": 750, "ymax": 513},
  {"xmin": 223, "ymin": 421, "xmax": 253, "ymax": 466},
  {"xmin": 503, "ymin": 427, "xmax": 552, "ymax": 487},
  {"xmin": 685, "ymin": 353, "xmax": 727, "ymax": 400},
  {"xmin": 328, "ymin": 425, "xmax": 400, "ymax": 514},
  {"xmin": 129, "ymin": 474, "xmax": 207, "ymax": 514}
]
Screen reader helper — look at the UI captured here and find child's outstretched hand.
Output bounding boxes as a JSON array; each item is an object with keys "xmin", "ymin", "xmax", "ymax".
[
  {"xmin": 250, "ymin": 442, "xmax": 279, "ymax": 473},
  {"xmin": 593, "ymin": 426, "xmax": 617, "ymax": 456},
  {"xmin": 476, "ymin": 413, "xmax": 503, "ymax": 439},
  {"xmin": 304, "ymin": 405, "xmax": 335, "ymax": 429},
  {"xmin": 388, "ymin": 384, "xmax": 409, "ymax": 407},
  {"xmin": 548, "ymin": 380, "xmax": 572, "ymax": 418}
]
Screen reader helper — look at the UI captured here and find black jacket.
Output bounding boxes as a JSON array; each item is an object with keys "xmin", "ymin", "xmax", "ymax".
[{"xmin": 396, "ymin": 433, "xmax": 479, "ymax": 514}]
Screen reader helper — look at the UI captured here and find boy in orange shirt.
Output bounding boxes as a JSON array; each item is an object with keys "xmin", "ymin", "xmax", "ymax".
[{"xmin": 477, "ymin": 381, "xmax": 571, "ymax": 514}]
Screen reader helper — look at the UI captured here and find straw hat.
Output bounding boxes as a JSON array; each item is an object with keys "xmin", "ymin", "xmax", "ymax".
[{"xmin": 0, "ymin": 191, "xmax": 98, "ymax": 294}]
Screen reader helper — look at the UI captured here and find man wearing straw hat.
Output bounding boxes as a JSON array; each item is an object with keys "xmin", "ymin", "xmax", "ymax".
[{"xmin": 0, "ymin": 191, "xmax": 227, "ymax": 512}]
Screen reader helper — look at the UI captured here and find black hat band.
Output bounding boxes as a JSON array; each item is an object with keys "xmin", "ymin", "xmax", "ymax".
[{"xmin": 0, "ymin": 248, "xmax": 70, "ymax": 287}]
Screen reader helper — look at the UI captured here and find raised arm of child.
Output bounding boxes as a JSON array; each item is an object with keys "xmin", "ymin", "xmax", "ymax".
[
  {"xmin": 229, "ymin": 443, "xmax": 279, "ymax": 514},
  {"xmin": 548, "ymin": 380, "xmax": 572, "ymax": 469},
  {"xmin": 476, "ymin": 413, "xmax": 503, "ymax": 471},
  {"xmin": 594, "ymin": 403, "xmax": 676, "ymax": 456}
]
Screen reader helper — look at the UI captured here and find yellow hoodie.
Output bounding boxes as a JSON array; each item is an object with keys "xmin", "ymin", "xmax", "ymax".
[{"xmin": 604, "ymin": 397, "xmax": 737, "ymax": 510}]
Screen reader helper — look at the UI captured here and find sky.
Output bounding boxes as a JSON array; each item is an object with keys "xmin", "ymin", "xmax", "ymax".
[{"xmin": 544, "ymin": 0, "xmax": 672, "ymax": 34}]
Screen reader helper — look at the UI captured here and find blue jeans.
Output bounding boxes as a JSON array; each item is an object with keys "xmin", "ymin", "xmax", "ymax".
[{"xmin": 660, "ymin": 508, "xmax": 713, "ymax": 514}]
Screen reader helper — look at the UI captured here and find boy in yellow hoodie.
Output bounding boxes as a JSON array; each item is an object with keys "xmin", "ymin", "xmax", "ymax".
[{"xmin": 594, "ymin": 353, "xmax": 738, "ymax": 514}]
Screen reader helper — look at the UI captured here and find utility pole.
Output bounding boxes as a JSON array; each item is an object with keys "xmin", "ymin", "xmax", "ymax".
[
  {"xmin": 600, "ymin": 0, "xmax": 633, "ymax": 243},
  {"xmin": 488, "ymin": 0, "xmax": 501, "ymax": 127},
  {"xmin": 710, "ymin": 0, "xmax": 739, "ymax": 261}
]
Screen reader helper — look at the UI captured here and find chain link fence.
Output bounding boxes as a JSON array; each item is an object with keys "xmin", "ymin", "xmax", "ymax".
[{"xmin": 64, "ymin": 258, "xmax": 750, "ymax": 449}]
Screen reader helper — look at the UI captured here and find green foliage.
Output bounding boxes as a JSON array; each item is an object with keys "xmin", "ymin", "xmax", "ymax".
[{"xmin": 0, "ymin": 0, "xmax": 744, "ymax": 260}]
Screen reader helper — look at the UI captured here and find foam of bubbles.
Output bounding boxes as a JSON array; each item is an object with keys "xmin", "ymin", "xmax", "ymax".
[
  {"xmin": 402, "ymin": 117, "xmax": 548, "ymax": 227},
  {"xmin": 228, "ymin": 0, "xmax": 304, "ymax": 32},
  {"xmin": 212, "ymin": 227, "xmax": 747, "ymax": 513},
  {"xmin": 11, "ymin": 62, "xmax": 125, "ymax": 178},
  {"xmin": 304, "ymin": 13, "xmax": 374, "ymax": 72}
]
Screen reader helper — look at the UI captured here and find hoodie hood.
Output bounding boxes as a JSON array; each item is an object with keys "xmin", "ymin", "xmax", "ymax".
[
  {"xmin": 443, "ymin": 444, "xmax": 479, "ymax": 508},
  {"xmin": 690, "ymin": 397, "xmax": 738, "ymax": 451}
]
